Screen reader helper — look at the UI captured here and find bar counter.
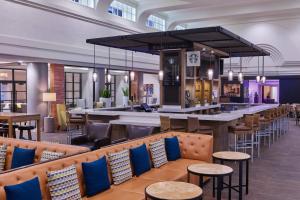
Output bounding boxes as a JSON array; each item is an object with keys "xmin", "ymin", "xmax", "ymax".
[{"xmin": 70, "ymin": 104, "xmax": 278, "ymax": 151}]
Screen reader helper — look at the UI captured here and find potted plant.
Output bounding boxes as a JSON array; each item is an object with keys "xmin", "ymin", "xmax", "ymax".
[
  {"xmin": 99, "ymin": 89, "xmax": 112, "ymax": 107},
  {"xmin": 122, "ymin": 87, "xmax": 129, "ymax": 106}
]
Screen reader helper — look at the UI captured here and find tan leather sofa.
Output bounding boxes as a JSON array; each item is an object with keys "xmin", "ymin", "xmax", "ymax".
[
  {"xmin": 0, "ymin": 132, "xmax": 213, "ymax": 200},
  {"xmin": 0, "ymin": 137, "xmax": 89, "ymax": 171}
]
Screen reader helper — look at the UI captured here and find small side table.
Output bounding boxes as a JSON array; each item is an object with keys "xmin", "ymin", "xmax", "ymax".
[
  {"xmin": 44, "ymin": 116, "xmax": 55, "ymax": 133},
  {"xmin": 187, "ymin": 163, "xmax": 233, "ymax": 200},
  {"xmin": 145, "ymin": 181, "xmax": 203, "ymax": 200},
  {"xmin": 213, "ymin": 151, "xmax": 250, "ymax": 200}
]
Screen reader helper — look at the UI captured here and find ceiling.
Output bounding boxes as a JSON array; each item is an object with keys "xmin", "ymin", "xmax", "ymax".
[{"xmin": 134, "ymin": 0, "xmax": 300, "ymax": 30}]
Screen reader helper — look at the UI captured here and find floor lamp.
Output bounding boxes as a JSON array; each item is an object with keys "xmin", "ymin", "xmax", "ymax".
[{"xmin": 42, "ymin": 92, "xmax": 56, "ymax": 117}]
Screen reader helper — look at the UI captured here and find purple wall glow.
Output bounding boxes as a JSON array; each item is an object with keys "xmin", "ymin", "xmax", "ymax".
[{"xmin": 248, "ymin": 80, "xmax": 280, "ymax": 103}]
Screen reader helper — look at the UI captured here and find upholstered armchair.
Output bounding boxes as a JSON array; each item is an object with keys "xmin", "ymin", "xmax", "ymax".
[{"xmin": 71, "ymin": 122, "xmax": 111, "ymax": 150}]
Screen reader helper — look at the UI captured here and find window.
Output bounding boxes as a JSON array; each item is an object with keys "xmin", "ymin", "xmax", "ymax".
[
  {"xmin": 108, "ymin": 1, "xmax": 136, "ymax": 22},
  {"xmin": 71, "ymin": 0, "xmax": 95, "ymax": 8},
  {"xmin": 146, "ymin": 15, "xmax": 165, "ymax": 31},
  {"xmin": 175, "ymin": 25, "xmax": 186, "ymax": 30},
  {"xmin": 65, "ymin": 72, "xmax": 82, "ymax": 108}
]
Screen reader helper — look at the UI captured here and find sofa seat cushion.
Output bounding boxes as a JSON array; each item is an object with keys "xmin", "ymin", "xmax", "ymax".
[
  {"xmin": 138, "ymin": 167, "xmax": 186, "ymax": 181},
  {"xmin": 161, "ymin": 158, "xmax": 206, "ymax": 171},
  {"xmin": 84, "ymin": 187, "xmax": 144, "ymax": 200},
  {"xmin": 115, "ymin": 177, "xmax": 158, "ymax": 194}
]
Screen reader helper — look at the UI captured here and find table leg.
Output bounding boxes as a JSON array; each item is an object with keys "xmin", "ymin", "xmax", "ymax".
[
  {"xmin": 228, "ymin": 174, "xmax": 232, "ymax": 200},
  {"xmin": 217, "ymin": 176, "xmax": 222, "ymax": 200},
  {"xmin": 8, "ymin": 120, "xmax": 13, "ymax": 138},
  {"xmin": 213, "ymin": 176, "xmax": 215, "ymax": 197},
  {"xmin": 199, "ymin": 175, "xmax": 204, "ymax": 188},
  {"xmin": 246, "ymin": 160, "xmax": 249, "ymax": 194},
  {"xmin": 36, "ymin": 119, "xmax": 41, "ymax": 141},
  {"xmin": 239, "ymin": 161, "xmax": 243, "ymax": 200}
]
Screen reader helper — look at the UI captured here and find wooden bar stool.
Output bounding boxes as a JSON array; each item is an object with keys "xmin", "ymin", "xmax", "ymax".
[
  {"xmin": 187, "ymin": 116, "xmax": 213, "ymax": 135},
  {"xmin": 18, "ymin": 123, "xmax": 35, "ymax": 140},
  {"xmin": 258, "ymin": 110, "xmax": 272, "ymax": 148}
]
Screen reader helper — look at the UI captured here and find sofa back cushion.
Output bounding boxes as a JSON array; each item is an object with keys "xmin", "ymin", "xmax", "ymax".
[
  {"xmin": 11, "ymin": 147, "xmax": 35, "ymax": 169},
  {"xmin": 108, "ymin": 149, "xmax": 132, "ymax": 185},
  {"xmin": 165, "ymin": 136, "xmax": 181, "ymax": 161},
  {"xmin": 4, "ymin": 177, "xmax": 42, "ymax": 200},
  {"xmin": 130, "ymin": 144, "xmax": 151, "ymax": 176},
  {"xmin": 82, "ymin": 156, "xmax": 110, "ymax": 197}
]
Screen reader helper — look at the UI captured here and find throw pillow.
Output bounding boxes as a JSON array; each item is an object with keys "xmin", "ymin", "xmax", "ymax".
[
  {"xmin": 40, "ymin": 151, "xmax": 64, "ymax": 162},
  {"xmin": 11, "ymin": 146, "xmax": 35, "ymax": 169},
  {"xmin": 149, "ymin": 139, "xmax": 168, "ymax": 168},
  {"xmin": 47, "ymin": 165, "xmax": 81, "ymax": 200},
  {"xmin": 165, "ymin": 136, "xmax": 181, "ymax": 161},
  {"xmin": 130, "ymin": 144, "xmax": 151, "ymax": 176},
  {"xmin": 0, "ymin": 144, "xmax": 7, "ymax": 171},
  {"xmin": 108, "ymin": 149, "xmax": 132, "ymax": 185},
  {"xmin": 82, "ymin": 156, "xmax": 110, "ymax": 197}
]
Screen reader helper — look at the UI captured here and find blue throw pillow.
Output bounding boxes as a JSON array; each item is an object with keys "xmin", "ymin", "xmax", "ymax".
[
  {"xmin": 4, "ymin": 177, "xmax": 42, "ymax": 200},
  {"xmin": 11, "ymin": 147, "xmax": 35, "ymax": 169},
  {"xmin": 82, "ymin": 156, "xmax": 111, "ymax": 197},
  {"xmin": 165, "ymin": 137, "xmax": 181, "ymax": 161},
  {"xmin": 130, "ymin": 144, "xmax": 151, "ymax": 176}
]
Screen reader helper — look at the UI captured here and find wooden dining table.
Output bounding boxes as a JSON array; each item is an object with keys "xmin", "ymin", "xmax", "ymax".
[{"xmin": 0, "ymin": 113, "xmax": 41, "ymax": 141}]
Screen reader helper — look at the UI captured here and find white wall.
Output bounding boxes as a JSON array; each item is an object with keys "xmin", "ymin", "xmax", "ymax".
[
  {"xmin": 0, "ymin": 1, "xmax": 159, "ymax": 71},
  {"xmin": 143, "ymin": 73, "xmax": 160, "ymax": 104}
]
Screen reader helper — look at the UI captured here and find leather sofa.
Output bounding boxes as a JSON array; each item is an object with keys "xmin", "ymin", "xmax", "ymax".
[
  {"xmin": 0, "ymin": 137, "xmax": 89, "ymax": 171},
  {"xmin": 0, "ymin": 132, "xmax": 213, "ymax": 200}
]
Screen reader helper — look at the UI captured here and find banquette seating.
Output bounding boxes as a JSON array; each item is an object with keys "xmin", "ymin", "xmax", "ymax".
[
  {"xmin": 0, "ymin": 137, "xmax": 89, "ymax": 171},
  {"xmin": 0, "ymin": 132, "xmax": 213, "ymax": 200}
]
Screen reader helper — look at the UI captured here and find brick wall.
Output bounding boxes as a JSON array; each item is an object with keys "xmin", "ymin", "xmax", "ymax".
[{"xmin": 49, "ymin": 64, "xmax": 65, "ymax": 128}]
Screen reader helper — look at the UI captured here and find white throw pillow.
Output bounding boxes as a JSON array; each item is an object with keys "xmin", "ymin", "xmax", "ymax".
[
  {"xmin": 40, "ymin": 150, "xmax": 64, "ymax": 162},
  {"xmin": 0, "ymin": 144, "xmax": 7, "ymax": 171},
  {"xmin": 149, "ymin": 139, "xmax": 168, "ymax": 168}
]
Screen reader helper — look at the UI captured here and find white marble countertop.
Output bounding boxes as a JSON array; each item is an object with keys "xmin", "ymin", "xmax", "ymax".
[
  {"xmin": 70, "ymin": 104, "xmax": 278, "ymax": 126},
  {"xmin": 157, "ymin": 104, "xmax": 220, "ymax": 113}
]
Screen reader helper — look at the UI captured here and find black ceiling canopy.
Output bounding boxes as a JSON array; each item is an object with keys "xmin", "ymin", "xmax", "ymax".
[{"xmin": 86, "ymin": 26, "xmax": 270, "ymax": 58}]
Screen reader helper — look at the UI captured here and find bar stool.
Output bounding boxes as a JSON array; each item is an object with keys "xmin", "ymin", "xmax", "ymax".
[
  {"xmin": 229, "ymin": 115, "xmax": 255, "ymax": 162},
  {"xmin": 18, "ymin": 123, "xmax": 35, "ymax": 140},
  {"xmin": 1, "ymin": 124, "xmax": 19, "ymax": 138},
  {"xmin": 187, "ymin": 116, "xmax": 213, "ymax": 135},
  {"xmin": 257, "ymin": 110, "xmax": 272, "ymax": 148},
  {"xmin": 159, "ymin": 116, "xmax": 185, "ymax": 132}
]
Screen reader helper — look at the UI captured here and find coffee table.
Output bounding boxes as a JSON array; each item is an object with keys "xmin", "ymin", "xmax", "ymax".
[
  {"xmin": 188, "ymin": 163, "xmax": 233, "ymax": 200},
  {"xmin": 213, "ymin": 151, "xmax": 250, "ymax": 200},
  {"xmin": 145, "ymin": 181, "xmax": 203, "ymax": 200}
]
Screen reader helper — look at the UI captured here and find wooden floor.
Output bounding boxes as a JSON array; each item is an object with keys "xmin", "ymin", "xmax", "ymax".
[{"xmin": 202, "ymin": 120, "xmax": 300, "ymax": 200}]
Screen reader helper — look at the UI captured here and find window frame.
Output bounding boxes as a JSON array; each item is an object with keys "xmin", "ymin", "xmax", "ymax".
[{"xmin": 65, "ymin": 72, "xmax": 82, "ymax": 108}]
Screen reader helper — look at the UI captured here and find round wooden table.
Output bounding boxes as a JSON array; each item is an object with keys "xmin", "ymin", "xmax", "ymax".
[
  {"xmin": 213, "ymin": 151, "xmax": 250, "ymax": 200},
  {"xmin": 145, "ymin": 181, "xmax": 203, "ymax": 200},
  {"xmin": 187, "ymin": 163, "xmax": 233, "ymax": 200}
]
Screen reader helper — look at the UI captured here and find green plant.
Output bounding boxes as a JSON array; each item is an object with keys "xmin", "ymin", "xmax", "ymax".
[
  {"xmin": 100, "ymin": 89, "xmax": 111, "ymax": 98},
  {"xmin": 122, "ymin": 87, "xmax": 129, "ymax": 97}
]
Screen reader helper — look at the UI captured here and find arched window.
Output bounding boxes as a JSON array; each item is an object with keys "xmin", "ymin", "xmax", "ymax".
[{"xmin": 108, "ymin": 1, "xmax": 136, "ymax": 22}]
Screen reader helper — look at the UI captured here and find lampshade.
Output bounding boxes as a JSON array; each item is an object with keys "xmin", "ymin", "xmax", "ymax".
[
  {"xmin": 256, "ymin": 75, "xmax": 261, "ymax": 83},
  {"xmin": 43, "ymin": 92, "xmax": 56, "ymax": 102},
  {"xmin": 92, "ymin": 71, "xmax": 97, "ymax": 82},
  {"xmin": 107, "ymin": 73, "xmax": 112, "ymax": 83},
  {"xmin": 238, "ymin": 72, "xmax": 243, "ymax": 82},
  {"xmin": 261, "ymin": 76, "xmax": 266, "ymax": 84},
  {"xmin": 130, "ymin": 71, "xmax": 135, "ymax": 81},
  {"xmin": 124, "ymin": 75, "xmax": 129, "ymax": 83}
]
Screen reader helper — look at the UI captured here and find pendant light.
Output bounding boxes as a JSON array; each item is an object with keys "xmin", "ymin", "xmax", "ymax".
[
  {"xmin": 124, "ymin": 50, "xmax": 129, "ymax": 83},
  {"xmin": 238, "ymin": 57, "xmax": 243, "ymax": 83},
  {"xmin": 106, "ymin": 47, "xmax": 112, "ymax": 83},
  {"xmin": 130, "ymin": 51, "xmax": 135, "ymax": 81},
  {"xmin": 92, "ymin": 45, "xmax": 97, "ymax": 82},
  {"xmin": 207, "ymin": 51, "xmax": 214, "ymax": 80},
  {"xmin": 228, "ymin": 51, "xmax": 233, "ymax": 81},
  {"xmin": 158, "ymin": 70, "xmax": 164, "ymax": 81},
  {"xmin": 261, "ymin": 56, "xmax": 266, "ymax": 84},
  {"xmin": 256, "ymin": 56, "xmax": 260, "ymax": 83}
]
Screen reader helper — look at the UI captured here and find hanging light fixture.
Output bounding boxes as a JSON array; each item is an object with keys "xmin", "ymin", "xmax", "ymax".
[
  {"xmin": 207, "ymin": 51, "xmax": 214, "ymax": 80},
  {"xmin": 130, "ymin": 51, "xmax": 135, "ymax": 81},
  {"xmin": 124, "ymin": 50, "xmax": 128, "ymax": 83},
  {"xmin": 256, "ymin": 56, "xmax": 260, "ymax": 83},
  {"xmin": 228, "ymin": 51, "xmax": 233, "ymax": 81},
  {"xmin": 106, "ymin": 47, "xmax": 112, "ymax": 83},
  {"xmin": 238, "ymin": 57, "xmax": 243, "ymax": 83},
  {"xmin": 261, "ymin": 56, "xmax": 266, "ymax": 84},
  {"xmin": 158, "ymin": 70, "xmax": 164, "ymax": 81},
  {"xmin": 92, "ymin": 45, "xmax": 97, "ymax": 82}
]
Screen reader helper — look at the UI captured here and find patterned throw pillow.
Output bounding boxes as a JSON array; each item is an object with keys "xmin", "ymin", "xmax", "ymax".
[
  {"xmin": 47, "ymin": 165, "xmax": 81, "ymax": 200},
  {"xmin": 40, "ymin": 151, "xmax": 64, "ymax": 162},
  {"xmin": 108, "ymin": 149, "xmax": 132, "ymax": 185},
  {"xmin": 0, "ymin": 144, "xmax": 7, "ymax": 171},
  {"xmin": 149, "ymin": 139, "xmax": 168, "ymax": 168}
]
